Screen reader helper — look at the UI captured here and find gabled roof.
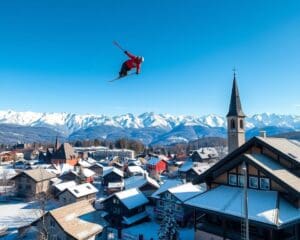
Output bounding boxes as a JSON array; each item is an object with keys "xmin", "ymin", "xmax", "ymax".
[
  {"xmin": 102, "ymin": 167, "xmax": 124, "ymax": 177},
  {"xmin": 125, "ymin": 175, "xmax": 160, "ymax": 190},
  {"xmin": 54, "ymin": 180, "xmax": 77, "ymax": 192},
  {"xmin": 13, "ymin": 168, "xmax": 56, "ymax": 182},
  {"xmin": 115, "ymin": 188, "xmax": 149, "ymax": 209},
  {"xmin": 193, "ymin": 147, "xmax": 219, "ymax": 159},
  {"xmin": 81, "ymin": 168, "xmax": 96, "ymax": 178},
  {"xmin": 52, "ymin": 143, "xmax": 77, "ymax": 160},
  {"xmin": 227, "ymin": 75, "xmax": 245, "ymax": 117},
  {"xmin": 195, "ymin": 136, "xmax": 300, "ymax": 184},
  {"xmin": 179, "ymin": 161, "xmax": 211, "ymax": 175},
  {"xmin": 64, "ymin": 183, "xmax": 98, "ymax": 198},
  {"xmin": 151, "ymin": 179, "xmax": 183, "ymax": 199},
  {"xmin": 50, "ymin": 200, "xmax": 103, "ymax": 240}
]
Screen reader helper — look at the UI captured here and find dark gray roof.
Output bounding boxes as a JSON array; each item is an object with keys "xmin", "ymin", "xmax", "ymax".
[
  {"xmin": 227, "ymin": 74, "xmax": 245, "ymax": 117},
  {"xmin": 52, "ymin": 143, "xmax": 77, "ymax": 160}
]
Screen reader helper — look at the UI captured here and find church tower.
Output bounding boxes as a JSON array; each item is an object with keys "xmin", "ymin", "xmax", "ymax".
[{"xmin": 227, "ymin": 71, "xmax": 246, "ymax": 153}]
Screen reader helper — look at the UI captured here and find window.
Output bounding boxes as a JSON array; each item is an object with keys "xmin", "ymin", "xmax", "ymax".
[
  {"xmin": 228, "ymin": 174, "xmax": 237, "ymax": 186},
  {"xmin": 175, "ymin": 204, "xmax": 182, "ymax": 211},
  {"xmin": 260, "ymin": 178, "xmax": 270, "ymax": 190},
  {"xmin": 158, "ymin": 200, "xmax": 164, "ymax": 207},
  {"xmin": 230, "ymin": 119, "xmax": 236, "ymax": 129},
  {"xmin": 113, "ymin": 207, "xmax": 120, "ymax": 214},
  {"xmin": 238, "ymin": 175, "xmax": 245, "ymax": 187},
  {"xmin": 113, "ymin": 198, "xmax": 119, "ymax": 204},
  {"xmin": 249, "ymin": 176, "xmax": 258, "ymax": 189},
  {"xmin": 50, "ymin": 219, "xmax": 55, "ymax": 227},
  {"xmin": 240, "ymin": 119, "xmax": 244, "ymax": 129},
  {"xmin": 165, "ymin": 192, "xmax": 172, "ymax": 200}
]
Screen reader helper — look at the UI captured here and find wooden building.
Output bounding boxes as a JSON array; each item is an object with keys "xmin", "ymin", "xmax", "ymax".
[
  {"xmin": 153, "ymin": 183, "xmax": 204, "ymax": 226},
  {"xmin": 102, "ymin": 188, "xmax": 149, "ymax": 228},
  {"xmin": 44, "ymin": 200, "xmax": 105, "ymax": 240},
  {"xmin": 186, "ymin": 136, "xmax": 300, "ymax": 240},
  {"xmin": 102, "ymin": 167, "xmax": 124, "ymax": 187},
  {"xmin": 146, "ymin": 157, "xmax": 167, "ymax": 175},
  {"xmin": 51, "ymin": 143, "xmax": 78, "ymax": 166},
  {"xmin": 12, "ymin": 168, "xmax": 56, "ymax": 198},
  {"xmin": 58, "ymin": 182, "xmax": 98, "ymax": 206}
]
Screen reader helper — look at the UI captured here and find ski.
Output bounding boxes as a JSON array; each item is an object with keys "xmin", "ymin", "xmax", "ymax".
[{"xmin": 108, "ymin": 72, "xmax": 135, "ymax": 82}]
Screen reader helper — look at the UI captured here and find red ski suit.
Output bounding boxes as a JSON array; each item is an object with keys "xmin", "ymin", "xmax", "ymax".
[{"xmin": 124, "ymin": 51, "xmax": 142, "ymax": 74}]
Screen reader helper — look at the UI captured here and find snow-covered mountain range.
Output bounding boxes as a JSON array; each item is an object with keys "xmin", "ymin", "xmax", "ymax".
[{"xmin": 0, "ymin": 110, "xmax": 299, "ymax": 145}]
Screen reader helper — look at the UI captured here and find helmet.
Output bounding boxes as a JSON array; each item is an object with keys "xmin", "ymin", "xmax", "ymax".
[{"xmin": 139, "ymin": 56, "xmax": 144, "ymax": 62}]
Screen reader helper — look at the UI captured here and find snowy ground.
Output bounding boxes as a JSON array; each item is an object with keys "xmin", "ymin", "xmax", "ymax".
[
  {"xmin": 0, "ymin": 199, "xmax": 58, "ymax": 238},
  {"xmin": 122, "ymin": 206, "xmax": 194, "ymax": 240},
  {"xmin": 123, "ymin": 221, "xmax": 194, "ymax": 240}
]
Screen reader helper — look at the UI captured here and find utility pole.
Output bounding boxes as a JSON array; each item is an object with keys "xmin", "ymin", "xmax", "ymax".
[{"xmin": 241, "ymin": 161, "xmax": 249, "ymax": 240}]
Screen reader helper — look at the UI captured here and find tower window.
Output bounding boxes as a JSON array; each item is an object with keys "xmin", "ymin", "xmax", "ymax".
[
  {"xmin": 240, "ymin": 119, "xmax": 244, "ymax": 129},
  {"xmin": 230, "ymin": 119, "xmax": 235, "ymax": 129}
]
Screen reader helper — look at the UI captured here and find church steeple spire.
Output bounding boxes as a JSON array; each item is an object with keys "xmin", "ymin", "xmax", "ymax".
[
  {"xmin": 227, "ymin": 71, "xmax": 245, "ymax": 117},
  {"xmin": 227, "ymin": 70, "xmax": 246, "ymax": 153}
]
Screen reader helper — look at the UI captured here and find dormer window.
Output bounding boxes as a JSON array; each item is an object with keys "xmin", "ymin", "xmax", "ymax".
[{"xmin": 230, "ymin": 119, "xmax": 236, "ymax": 130}]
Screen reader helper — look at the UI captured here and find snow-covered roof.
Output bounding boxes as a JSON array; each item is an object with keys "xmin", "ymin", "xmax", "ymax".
[
  {"xmin": 108, "ymin": 181, "xmax": 124, "ymax": 189},
  {"xmin": 194, "ymin": 147, "xmax": 219, "ymax": 159},
  {"xmin": 102, "ymin": 166, "xmax": 124, "ymax": 177},
  {"xmin": 179, "ymin": 161, "xmax": 211, "ymax": 174},
  {"xmin": 185, "ymin": 185, "xmax": 300, "ymax": 227},
  {"xmin": 50, "ymin": 200, "xmax": 103, "ymax": 240},
  {"xmin": 65, "ymin": 183, "xmax": 98, "ymax": 198},
  {"xmin": 78, "ymin": 160, "xmax": 92, "ymax": 168},
  {"xmin": 14, "ymin": 168, "xmax": 56, "ymax": 182},
  {"xmin": 257, "ymin": 137, "xmax": 300, "ymax": 163},
  {"xmin": 167, "ymin": 183, "xmax": 205, "ymax": 202},
  {"xmin": 54, "ymin": 180, "xmax": 77, "ymax": 192},
  {"xmin": 127, "ymin": 166, "xmax": 145, "ymax": 175},
  {"xmin": 81, "ymin": 168, "xmax": 96, "ymax": 178},
  {"xmin": 122, "ymin": 211, "xmax": 149, "ymax": 225},
  {"xmin": 115, "ymin": 188, "xmax": 149, "ymax": 209},
  {"xmin": 52, "ymin": 163, "xmax": 74, "ymax": 175},
  {"xmin": 151, "ymin": 179, "xmax": 183, "ymax": 199},
  {"xmin": 125, "ymin": 175, "xmax": 159, "ymax": 190},
  {"xmin": 0, "ymin": 167, "xmax": 17, "ymax": 180},
  {"xmin": 244, "ymin": 153, "xmax": 300, "ymax": 193}
]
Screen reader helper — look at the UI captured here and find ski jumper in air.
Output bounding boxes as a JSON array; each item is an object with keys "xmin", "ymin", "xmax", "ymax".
[{"xmin": 119, "ymin": 51, "xmax": 144, "ymax": 78}]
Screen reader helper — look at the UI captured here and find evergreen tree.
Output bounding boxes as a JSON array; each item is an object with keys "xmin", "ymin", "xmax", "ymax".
[{"xmin": 158, "ymin": 207, "xmax": 179, "ymax": 240}]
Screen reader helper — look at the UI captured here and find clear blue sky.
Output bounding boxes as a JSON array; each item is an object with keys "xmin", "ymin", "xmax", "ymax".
[{"xmin": 1, "ymin": 0, "xmax": 300, "ymax": 116}]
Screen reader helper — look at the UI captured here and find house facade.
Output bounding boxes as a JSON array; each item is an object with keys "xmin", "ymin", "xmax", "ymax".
[
  {"xmin": 146, "ymin": 157, "xmax": 167, "ymax": 175},
  {"xmin": 154, "ymin": 183, "xmax": 204, "ymax": 226},
  {"xmin": 12, "ymin": 168, "xmax": 56, "ymax": 198},
  {"xmin": 44, "ymin": 200, "xmax": 105, "ymax": 240},
  {"xmin": 102, "ymin": 188, "xmax": 149, "ymax": 228},
  {"xmin": 58, "ymin": 183, "xmax": 98, "ymax": 206}
]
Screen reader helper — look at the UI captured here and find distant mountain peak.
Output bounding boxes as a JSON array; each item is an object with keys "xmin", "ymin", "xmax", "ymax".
[{"xmin": 0, "ymin": 110, "xmax": 299, "ymax": 145}]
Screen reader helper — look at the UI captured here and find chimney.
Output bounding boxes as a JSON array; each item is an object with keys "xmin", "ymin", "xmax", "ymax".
[{"xmin": 259, "ymin": 131, "xmax": 267, "ymax": 138}]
